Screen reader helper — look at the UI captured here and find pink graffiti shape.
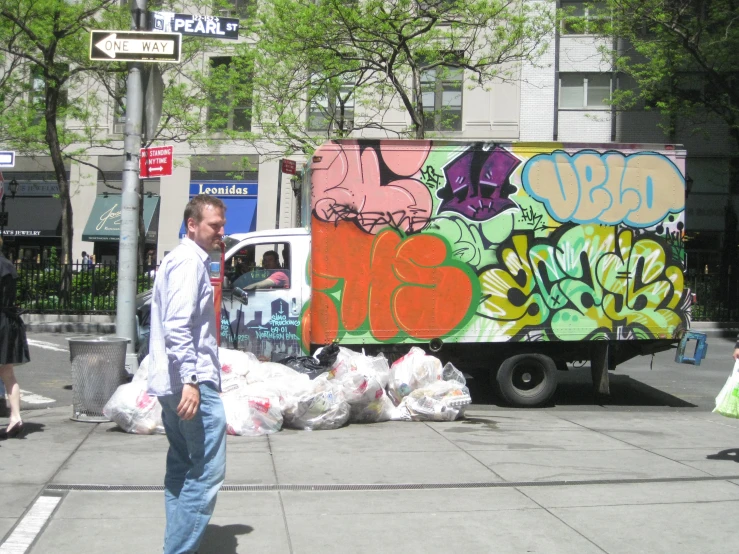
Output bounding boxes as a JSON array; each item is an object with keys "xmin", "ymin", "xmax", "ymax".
[{"xmin": 312, "ymin": 140, "xmax": 433, "ymax": 234}]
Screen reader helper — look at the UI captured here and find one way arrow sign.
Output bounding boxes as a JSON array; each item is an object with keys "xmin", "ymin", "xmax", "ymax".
[{"xmin": 90, "ymin": 31, "xmax": 181, "ymax": 63}]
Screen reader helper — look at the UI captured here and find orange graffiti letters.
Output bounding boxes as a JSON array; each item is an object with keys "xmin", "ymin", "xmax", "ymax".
[{"xmin": 311, "ymin": 220, "xmax": 476, "ymax": 342}]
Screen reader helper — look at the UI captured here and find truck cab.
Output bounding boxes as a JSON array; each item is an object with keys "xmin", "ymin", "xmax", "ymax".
[{"xmin": 220, "ymin": 228, "xmax": 311, "ymax": 361}]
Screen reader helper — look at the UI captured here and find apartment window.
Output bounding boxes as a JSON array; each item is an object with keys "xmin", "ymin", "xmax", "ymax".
[
  {"xmin": 30, "ymin": 64, "xmax": 68, "ymax": 119},
  {"xmin": 207, "ymin": 56, "xmax": 252, "ymax": 132},
  {"xmin": 214, "ymin": 0, "xmax": 252, "ymax": 18},
  {"xmin": 561, "ymin": 1, "xmax": 607, "ymax": 35},
  {"xmin": 421, "ymin": 65, "xmax": 463, "ymax": 132},
  {"xmin": 559, "ymin": 73, "xmax": 611, "ymax": 109},
  {"xmin": 113, "ymin": 74, "xmax": 126, "ymax": 133},
  {"xmin": 417, "ymin": 0, "xmax": 457, "ymax": 13},
  {"xmin": 307, "ymin": 78, "xmax": 354, "ymax": 133}
]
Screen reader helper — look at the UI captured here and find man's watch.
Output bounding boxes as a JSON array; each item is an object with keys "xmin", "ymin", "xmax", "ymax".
[{"xmin": 185, "ymin": 374, "xmax": 199, "ymax": 386}]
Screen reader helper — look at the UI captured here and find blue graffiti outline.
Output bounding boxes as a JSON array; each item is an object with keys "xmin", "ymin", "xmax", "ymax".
[{"xmin": 521, "ymin": 149, "xmax": 685, "ymax": 228}]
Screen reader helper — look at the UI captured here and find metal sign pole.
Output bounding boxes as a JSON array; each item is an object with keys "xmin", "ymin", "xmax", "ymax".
[
  {"xmin": 275, "ymin": 160, "xmax": 283, "ymax": 230},
  {"xmin": 115, "ymin": 0, "xmax": 147, "ymax": 374}
]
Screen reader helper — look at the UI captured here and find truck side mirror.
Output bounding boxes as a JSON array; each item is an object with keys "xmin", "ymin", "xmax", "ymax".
[{"xmin": 233, "ymin": 287, "xmax": 249, "ymax": 305}]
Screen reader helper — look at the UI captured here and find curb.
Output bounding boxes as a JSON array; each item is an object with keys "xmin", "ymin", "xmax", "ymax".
[
  {"xmin": 26, "ymin": 323, "xmax": 116, "ymax": 334},
  {"xmin": 689, "ymin": 323, "xmax": 739, "ymax": 336}
]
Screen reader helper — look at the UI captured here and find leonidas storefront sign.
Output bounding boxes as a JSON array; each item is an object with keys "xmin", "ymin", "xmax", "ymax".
[{"xmin": 82, "ymin": 194, "xmax": 160, "ymax": 243}]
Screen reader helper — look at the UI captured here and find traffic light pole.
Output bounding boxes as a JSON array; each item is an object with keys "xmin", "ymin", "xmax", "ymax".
[{"xmin": 116, "ymin": 0, "xmax": 147, "ymax": 374}]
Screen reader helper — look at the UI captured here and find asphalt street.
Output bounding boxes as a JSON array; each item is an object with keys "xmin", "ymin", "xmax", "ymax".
[{"xmin": 6, "ymin": 330, "xmax": 737, "ymax": 414}]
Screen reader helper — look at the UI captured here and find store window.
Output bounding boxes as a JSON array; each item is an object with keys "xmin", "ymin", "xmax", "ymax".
[{"xmin": 559, "ymin": 73, "xmax": 611, "ymax": 109}]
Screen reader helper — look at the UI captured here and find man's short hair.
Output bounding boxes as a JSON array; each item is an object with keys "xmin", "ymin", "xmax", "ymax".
[
  {"xmin": 263, "ymin": 250, "xmax": 279, "ymax": 263},
  {"xmin": 183, "ymin": 194, "xmax": 226, "ymax": 227}
]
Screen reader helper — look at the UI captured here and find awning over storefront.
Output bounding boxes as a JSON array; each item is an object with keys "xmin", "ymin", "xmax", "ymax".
[
  {"xmin": 2, "ymin": 197, "xmax": 62, "ymax": 237},
  {"xmin": 179, "ymin": 197, "xmax": 258, "ymax": 237},
  {"xmin": 82, "ymin": 195, "xmax": 160, "ymax": 243}
]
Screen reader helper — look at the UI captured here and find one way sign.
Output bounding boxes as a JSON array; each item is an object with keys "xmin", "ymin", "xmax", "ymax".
[{"xmin": 89, "ymin": 31, "xmax": 181, "ymax": 63}]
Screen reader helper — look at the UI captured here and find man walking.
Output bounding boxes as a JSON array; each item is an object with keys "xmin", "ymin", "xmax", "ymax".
[{"xmin": 147, "ymin": 194, "xmax": 227, "ymax": 554}]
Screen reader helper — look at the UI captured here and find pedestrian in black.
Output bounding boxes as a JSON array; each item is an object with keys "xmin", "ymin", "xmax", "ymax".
[{"xmin": 0, "ymin": 237, "xmax": 30, "ymax": 439}]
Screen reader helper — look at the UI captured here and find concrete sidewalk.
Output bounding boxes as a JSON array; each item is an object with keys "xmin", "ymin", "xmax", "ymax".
[{"xmin": 3, "ymin": 407, "xmax": 739, "ymax": 554}]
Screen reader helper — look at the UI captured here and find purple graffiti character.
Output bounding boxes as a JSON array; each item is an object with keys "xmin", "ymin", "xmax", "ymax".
[{"xmin": 438, "ymin": 145, "xmax": 520, "ymax": 221}]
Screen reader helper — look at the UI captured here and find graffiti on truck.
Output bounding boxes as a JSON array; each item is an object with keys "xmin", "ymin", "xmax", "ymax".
[{"xmin": 308, "ymin": 140, "xmax": 690, "ymax": 346}]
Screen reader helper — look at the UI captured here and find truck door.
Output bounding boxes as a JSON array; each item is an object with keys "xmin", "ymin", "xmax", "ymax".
[{"xmin": 221, "ymin": 238, "xmax": 302, "ymax": 362}]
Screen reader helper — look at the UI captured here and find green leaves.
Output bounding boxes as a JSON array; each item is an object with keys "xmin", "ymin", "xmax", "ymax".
[
  {"xmin": 252, "ymin": 0, "xmax": 552, "ymax": 144},
  {"xmin": 574, "ymin": 0, "xmax": 739, "ymax": 145}
]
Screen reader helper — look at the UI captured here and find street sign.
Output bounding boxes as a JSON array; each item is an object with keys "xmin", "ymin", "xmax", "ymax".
[
  {"xmin": 89, "ymin": 31, "xmax": 181, "ymax": 63},
  {"xmin": 140, "ymin": 145, "xmax": 173, "ymax": 179},
  {"xmin": 151, "ymin": 12, "xmax": 240, "ymax": 40},
  {"xmin": 281, "ymin": 159, "xmax": 297, "ymax": 175},
  {"xmin": 143, "ymin": 64, "xmax": 164, "ymax": 139},
  {"xmin": 0, "ymin": 152, "xmax": 15, "ymax": 168}
]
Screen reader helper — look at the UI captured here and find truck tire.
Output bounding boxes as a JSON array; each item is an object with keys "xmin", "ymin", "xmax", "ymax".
[{"xmin": 494, "ymin": 353, "xmax": 558, "ymax": 408}]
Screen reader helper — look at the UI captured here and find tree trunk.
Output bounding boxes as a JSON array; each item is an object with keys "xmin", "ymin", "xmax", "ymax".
[
  {"xmin": 411, "ymin": 67, "xmax": 425, "ymax": 139},
  {"xmin": 45, "ymin": 88, "xmax": 72, "ymax": 308}
]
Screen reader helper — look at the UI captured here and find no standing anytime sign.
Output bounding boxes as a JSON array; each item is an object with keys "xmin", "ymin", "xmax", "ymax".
[{"xmin": 140, "ymin": 145, "xmax": 173, "ymax": 179}]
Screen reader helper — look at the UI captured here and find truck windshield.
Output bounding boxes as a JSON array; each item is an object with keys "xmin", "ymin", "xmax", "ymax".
[{"xmin": 222, "ymin": 236, "xmax": 240, "ymax": 252}]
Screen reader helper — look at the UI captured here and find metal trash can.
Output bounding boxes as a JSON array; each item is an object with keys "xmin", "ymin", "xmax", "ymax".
[{"xmin": 67, "ymin": 336, "xmax": 130, "ymax": 422}]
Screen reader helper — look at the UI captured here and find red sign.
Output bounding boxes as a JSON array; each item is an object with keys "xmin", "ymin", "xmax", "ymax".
[
  {"xmin": 140, "ymin": 145, "xmax": 173, "ymax": 179},
  {"xmin": 281, "ymin": 159, "xmax": 297, "ymax": 175}
]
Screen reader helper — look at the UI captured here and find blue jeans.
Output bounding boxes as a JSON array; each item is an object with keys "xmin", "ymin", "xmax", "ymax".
[{"xmin": 159, "ymin": 382, "xmax": 227, "ymax": 554}]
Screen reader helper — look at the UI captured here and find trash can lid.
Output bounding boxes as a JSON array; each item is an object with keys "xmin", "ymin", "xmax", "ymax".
[{"xmin": 66, "ymin": 336, "xmax": 131, "ymax": 344}]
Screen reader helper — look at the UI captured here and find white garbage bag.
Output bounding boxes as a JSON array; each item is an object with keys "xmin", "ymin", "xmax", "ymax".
[
  {"xmin": 387, "ymin": 347, "xmax": 443, "ymax": 405},
  {"xmin": 222, "ymin": 383, "xmax": 283, "ymax": 437},
  {"xmin": 283, "ymin": 378, "xmax": 350, "ymax": 431},
  {"xmin": 103, "ymin": 381, "xmax": 164, "ymax": 434},
  {"xmin": 219, "ymin": 348, "xmax": 261, "ymax": 378},
  {"xmin": 132, "ymin": 355, "xmax": 150, "ymax": 382},
  {"xmin": 321, "ymin": 348, "xmax": 394, "ymax": 424},
  {"xmin": 390, "ymin": 380, "xmax": 472, "ymax": 422}
]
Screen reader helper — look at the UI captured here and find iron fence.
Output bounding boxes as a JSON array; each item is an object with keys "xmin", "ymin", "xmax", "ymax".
[
  {"xmin": 10, "ymin": 260, "xmax": 739, "ymax": 321},
  {"xmin": 14, "ymin": 261, "xmax": 156, "ymax": 314},
  {"xmin": 687, "ymin": 273, "xmax": 739, "ymax": 322}
]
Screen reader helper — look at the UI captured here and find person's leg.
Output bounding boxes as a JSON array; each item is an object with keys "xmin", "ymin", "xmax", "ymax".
[
  {"xmin": 163, "ymin": 383, "xmax": 227, "ymax": 554},
  {"xmin": 158, "ymin": 393, "xmax": 193, "ymax": 549},
  {"xmin": 0, "ymin": 364, "xmax": 21, "ymax": 428}
]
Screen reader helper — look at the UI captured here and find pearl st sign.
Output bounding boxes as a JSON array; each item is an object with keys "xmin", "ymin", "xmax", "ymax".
[
  {"xmin": 150, "ymin": 12, "xmax": 240, "ymax": 40},
  {"xmin": 89, "ymin": 31, "xmax": 182, "ymax": 62}
]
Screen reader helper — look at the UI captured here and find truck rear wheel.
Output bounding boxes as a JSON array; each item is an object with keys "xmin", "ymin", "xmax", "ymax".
[{"xmin": 494, "ymin": 354, "xmax": 558, "ymax": 408}]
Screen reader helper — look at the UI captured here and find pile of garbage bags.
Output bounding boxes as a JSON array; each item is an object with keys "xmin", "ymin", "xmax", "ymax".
[{"xmin": 103, "ymin": 345, "xmax": 472, "ymax": 436}]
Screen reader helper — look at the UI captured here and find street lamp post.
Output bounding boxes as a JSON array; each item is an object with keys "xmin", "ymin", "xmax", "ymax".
[{"xmin": 0, "ymin": 178, "xmax": 19, "ymax": 239}]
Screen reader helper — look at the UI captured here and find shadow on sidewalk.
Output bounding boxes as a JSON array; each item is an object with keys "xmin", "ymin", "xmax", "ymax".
[
  {"xmin": 0, "ymin": 421, "xmax": 45, "ymax": 441},
  {"xmin": 707, "ymin": 449, "xmax": 739, "ymax": 462},
  {"xmin": 466, "ymin": 368, "xmax": 697, "ymax": 409},
  {"xmin": 200, "ymin": 524, "xmax": 253, "ymax": 554}
]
